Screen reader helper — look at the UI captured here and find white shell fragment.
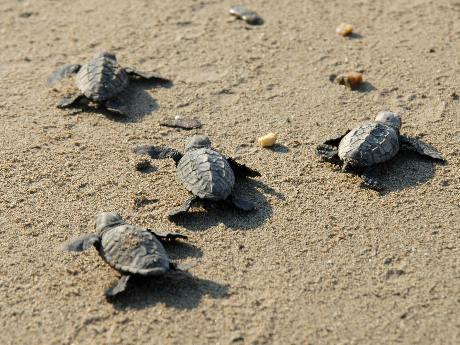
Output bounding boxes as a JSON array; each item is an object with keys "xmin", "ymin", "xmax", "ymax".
[
  {"xmin": 229, "ymin": 6, "xmax": 264, "ymax": 25},
  {"xmin": 258, "ymin": 133, "xmax": 278, "ymax": 148}
]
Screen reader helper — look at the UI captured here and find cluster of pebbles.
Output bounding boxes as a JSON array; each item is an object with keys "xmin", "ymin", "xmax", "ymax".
[{"xmin": 54, "ymin": 7, "xmax": 446, "ymax": 299}]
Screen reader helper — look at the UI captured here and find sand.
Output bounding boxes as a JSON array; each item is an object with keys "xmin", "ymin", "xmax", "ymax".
[{"xmin": 0, "ymin": 0, "xmax": 459, "ymax": 344}]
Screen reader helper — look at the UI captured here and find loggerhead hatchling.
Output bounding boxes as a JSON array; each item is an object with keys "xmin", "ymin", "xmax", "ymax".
[
  {"xmin": 48, "ymin": 52, "xmax": 170, "ymax": 115},
  {"xmin": 316, "ymin": 111, "xmax": 446, "ymax": 190},
  {"xmin": 134, "ymin": 135, "xmax": 261, "ymax": 218},
  {"xmin": 64, "ymin": 212, "xmax": 192, "ymax": 298}
]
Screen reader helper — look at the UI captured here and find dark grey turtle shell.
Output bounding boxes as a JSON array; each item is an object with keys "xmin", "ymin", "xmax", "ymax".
[
  {"xmin": 75, "ymin": 53, "xmax": 129, "ymax": 102},
  {"xmin": 177, "ymin": 148, "xmax": 235, "ymax": 200},
  {"xmin": 99, "ymin": 224, "xmax": 170, "ymax": 276},
  {"xmin": 338, "ymin": 122, "xmax": 400, "ymax": 167}
]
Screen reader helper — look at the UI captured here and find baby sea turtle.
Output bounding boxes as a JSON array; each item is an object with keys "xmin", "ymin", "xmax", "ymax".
[
  {"xmin": 316, "ymin": 111, "xmax": 446, "ymax": 190},
  {"xmin": 48, "ymin": 52, "xmax": 170, "ymax": 115},
  {"xmin": 64, "ymin": 212, "xmax": 191, "ymax": 298},
  {"xmin": 134, "ymin": 135, "xmax": 261, "ymax": 217}
]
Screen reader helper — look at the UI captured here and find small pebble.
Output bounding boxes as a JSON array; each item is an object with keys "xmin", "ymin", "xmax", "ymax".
[
  {"xmin": 334, "ymin": 71, "xmax": 363, "ymax": 90},
  {"xmin": 19, "ymin": 12, "xmax": 36, "ymax": 18},
  {"xmin": 336, "ymin": 23, "xmax": 353, "ymax": 36},
  {"xmin": 229, "ymin": 6, "xmax": 263, "ymax": 25},
  {"xmin": 160, "ymin": 117, "xmax": 202, "ymax": 130},
  {"xmin": 258, "ymin": 133, "xmax": 277, "ymax": 148}
]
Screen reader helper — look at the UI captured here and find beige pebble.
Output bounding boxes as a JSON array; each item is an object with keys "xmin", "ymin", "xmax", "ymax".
[
  {"xmin": 336, "ymin": 23, "xmax": 353, "ymax": 36},
  {"xmin": 346, "ymin": 71, "xmax": 363, "ymax": 87},
  {"xmin": 335, "ymin": 71, "xmax": 363, "ymax": 89},
  {"xmin": 258, "ymin": 133, "xmax": 277, "ymax": 148}
]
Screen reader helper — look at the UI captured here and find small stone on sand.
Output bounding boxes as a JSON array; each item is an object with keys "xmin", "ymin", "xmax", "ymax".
[
  {"xmin": 334, "ymin": 71, "xmax": 363, "ymax": 90},
  {"xmin": 336, "ymin": 23, "xmax": 353, "ymax": 36},
  {"xmin": 258, "ymin": 133, "xmax": 277, "ymax": 148},
  {"xmin": 229, "ymin": 6, "xmax": 264, "ymax": 25},
  {"xmin": 160, "ymin": 117, "xmax": 202, "ymax": 130}
]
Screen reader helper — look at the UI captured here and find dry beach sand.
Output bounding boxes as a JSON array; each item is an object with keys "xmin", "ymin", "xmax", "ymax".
[{"xmin": 0, "ymin": 0, "xmax": 459, "ymax": 344}]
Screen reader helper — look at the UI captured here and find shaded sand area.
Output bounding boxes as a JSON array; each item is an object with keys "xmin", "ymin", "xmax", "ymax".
[{"xmin": 0, "ymin": 0, "xmax": 459, "ymax": 344}]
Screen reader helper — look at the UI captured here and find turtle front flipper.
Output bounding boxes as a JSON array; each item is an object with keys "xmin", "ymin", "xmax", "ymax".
[
  {"xmin": 106, "ymin": 275, "xmax": 130, "ymax": 298},
  {"xmin": 400, "ymin": 135, "xmax": 446, "ymax": 163},
  {"xmin": 168, "ymin": 195, "xmax": 198, "ymax": 218},
  {"xmin": 227, "ymin": 157, "xmax": 261, "ymax": 178},
  {"xmin": 63, "ymin": 233, "xmax": 100, "ymax": 252},
  {"xmin": 105, "ymin": 97, "xmax": 130, "ymax": 116},
  {"xmin": 147, "ymin": 229, "xmax": 188, "ymax": 242},
  {"xmin": 229, "ymin": 195, "xmax": 256, "ymax": 211},
  {"xmin": 124, "ymin": 67, "xmax": 171, "ymax": 84},
  {"xmin": 57, "ymin": 93, "xmax": 85, "ymax": 108},
  {"xmin": 134, "ymin": 145, "xmax": 183, "ymax": 164},
  {"xmin": 47, "ymin": 64, "xmax": 81, "ymax": 86},
  {"xmin": 361, "ymin": 165, "xmax": 384, "ymax": 191}
]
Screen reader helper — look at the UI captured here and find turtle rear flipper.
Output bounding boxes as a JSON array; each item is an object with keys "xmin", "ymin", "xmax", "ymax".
[
  {"xmin": 316, "ymin": 130, "xmax": 350, "ymax": 164},
  {"xmin": 124, "ymin": 67, "xmax": 171, "ymax": 84},
  {"xmin": 361, "ymin": 165, "xmax": 384, "ymax": 191},
  {"xmin": 105, "ymin": 97, "xmax": 129, "ymax": 116},
  {"xmin": 316, "ymin": 144, "xmax": 341, "ymax": 165},
  {"xmin": 400, "ymin": 135, "xmax": 446, "ymax": 163},
  {"xmin": 106, "ymin": 275, "xmax": 130, "ymax": 298},
  {"xmin": 229, "ymin": 195, "xmax": 256, "ymax": 211},
  {"xmin": 227, "ymin": 157, "xmax": 261, "ymax": 178},
  {"xmin": 134, "ymin": 145, "xmax": 183, "ymax": 164},
  {"xmin": 147, "ymin": 229, "xmax": 188, "ymax": 242},
  {"xmin": 63, "ymin": 233, "xmax": 100, "ymax": 252},
  {"xmin": 57, "ymin": 93, "xmax": 85, "ymax": 108},
  {"xmin": 168, "ymin": 196, "xmax": 198, "ymax": 218},
  {"xmin": 47, "ymin": 64, "xmax": 81, "ymax": 86}
]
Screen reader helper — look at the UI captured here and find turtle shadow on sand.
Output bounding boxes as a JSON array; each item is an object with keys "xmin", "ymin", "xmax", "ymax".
[
  {"xmin": 161, "ymin": 240, "xmax": 203, "ymax": 260},
  {"xmin": 108, "ymin": 240, "xmax": 228, "ymax": 310},
  {"xmin": 64, "ymin": 80, "xmax": 172, "ymax": 123},
  {"xmin": 326, "ymin": 149, "xmax": 444, "ymax": 194},
  {"xmin": 374, "ymin": 151, "xmax": 443, "ymax": 195},
  {"xmin": 268, "ymin": 144, "xmax": 289, "ymax": 153},
  {"xmin": 348, "ymin": 32, "xmax": 363, "ymax": 40},
  {"xmin": 355, "ymin": 81, "xmax": 376, "ymax": 93},
  {"xmin": 170, "ymin": 179, "xmax": 284, "ymax": 232},
  {"xmin": 110, "ymin": 274, "xmax": 229, "ymax": 310}
]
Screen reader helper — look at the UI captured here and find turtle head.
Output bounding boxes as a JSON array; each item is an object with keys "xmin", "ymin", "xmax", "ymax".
[
  {"xmin": 95, "ymin": 212, "xmax": 124, "ymax": 233},
  {"xmin": 95, "ymin": 52, "xmax": 117, "ymax": 61},
  {"xmin": 185, "ymin": 135, "xmax": 212, "ymax": 151},
  {"xmin": 375, "ymin": 111, "xmax": 401, "ymax": 130}
]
